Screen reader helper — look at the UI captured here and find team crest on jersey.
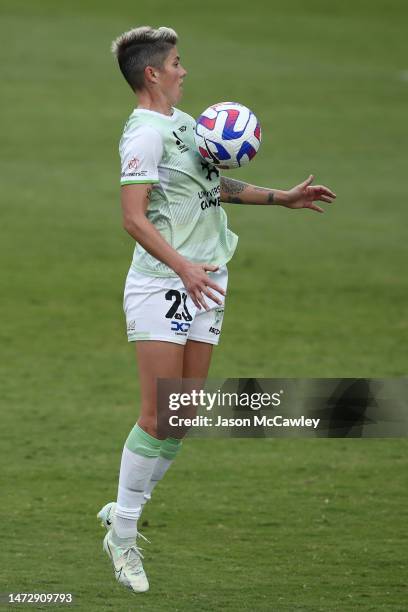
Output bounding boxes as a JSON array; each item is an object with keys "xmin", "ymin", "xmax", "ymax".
[
  {"xmin": 201, "ymin": 161, "xmax": 219, "ymax": 181},
  {"xmin": 128, "ymin": 157, "xmax": 140, "ymax": 169}
]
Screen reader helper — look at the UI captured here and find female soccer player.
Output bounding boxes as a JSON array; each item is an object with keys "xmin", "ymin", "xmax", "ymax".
[{"xmin": 97, "ymin": 26, "xmax": 336, "ymax": 593}]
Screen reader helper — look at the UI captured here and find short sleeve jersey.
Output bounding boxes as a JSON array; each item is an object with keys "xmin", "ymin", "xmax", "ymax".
[{"xmin": 119, "ymin": 107, "xmax": 238, "ymax": 277}]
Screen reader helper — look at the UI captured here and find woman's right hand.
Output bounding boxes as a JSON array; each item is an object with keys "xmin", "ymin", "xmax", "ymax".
[{"xmin": 176, "ymin": 261, "xmax": 225, "ymax": 311}]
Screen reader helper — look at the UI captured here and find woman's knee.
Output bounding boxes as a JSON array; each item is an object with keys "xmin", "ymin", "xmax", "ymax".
[{"xmin": 137, "ymin": 414, "xmax": 161, "ymax": 439}]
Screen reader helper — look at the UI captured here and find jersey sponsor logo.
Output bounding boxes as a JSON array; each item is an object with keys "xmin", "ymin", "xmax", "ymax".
[
  {"xmin": 172, "ymin": 131, "xmax": 189, "ymax": 153},
  {"xmin": 171, "ymin": 320, "xmax": 191, "ymax": 333},
  {"xmin": 199, "ymin": 185, "xmax": 221, "ymax": 211},
  {"xmin": 128, "ymin": 157, "xmax": 140, "ymax": 169},
  {"xmin": 198, "ymin": 186, "xmax": 220, "ymax": 199},
  {"xmin": 178, "ymin": 125, "xmax": 187, "ymax": 132},
  {"xmin": 201, "ymin": 197, "xmax": 220, "ymax": 210},
  {"xmin": 209, "ymin": 326, "xmax": 220, "ymax": 335},
  {"xmin": 127, "ymin": 320, "xmax": 136, "ymax": 332},
  {"xmin": 121, "ymin": 170, "xmax": 148, "ymax": 178}
]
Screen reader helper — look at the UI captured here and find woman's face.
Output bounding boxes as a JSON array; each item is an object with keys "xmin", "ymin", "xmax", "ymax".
[{"xmin": 156, "ymin": 46, "xmax": 187, "ymax": 105}]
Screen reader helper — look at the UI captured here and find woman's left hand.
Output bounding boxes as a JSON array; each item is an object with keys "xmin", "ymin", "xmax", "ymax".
[{"xmin": 282, "ymin": 175, "xmax": 336, "ymax": 213}]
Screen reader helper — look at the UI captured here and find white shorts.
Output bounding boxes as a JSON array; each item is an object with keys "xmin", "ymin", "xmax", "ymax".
[{"xmin": 123, "ymin": 265, "xmax": 228, "ymax": 346}]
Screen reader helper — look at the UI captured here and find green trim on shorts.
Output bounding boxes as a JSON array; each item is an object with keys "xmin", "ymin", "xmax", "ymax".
[
  {"xmin": 127, "ymin": 332, "xmax": 152, "ymax": 341},
  {"xmin": 127, "ymin": 335, "xmax": 186, "ymax": 345}
]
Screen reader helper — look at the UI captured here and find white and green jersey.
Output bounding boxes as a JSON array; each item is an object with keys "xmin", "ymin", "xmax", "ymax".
[{"xmin": 119, "ymin": 107, "xmax": 238, "ymax": 277}]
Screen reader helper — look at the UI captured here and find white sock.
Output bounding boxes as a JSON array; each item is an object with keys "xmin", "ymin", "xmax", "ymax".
[
  {"xmin": 140, "ymin": 456, "xmax": 174, "ymax": 512},
  {"xmin": 114, "ymin": 447, "xmax": 159, "ymax": 539}
]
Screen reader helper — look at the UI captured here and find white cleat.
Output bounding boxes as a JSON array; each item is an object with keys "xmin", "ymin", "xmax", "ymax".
[
  {"xmin": 97, "ymin": 501, "xmax": 117, "ymax": 531},
  {"xmin": 103, "ymin": 529, "xmax": 149, "ymax": 593}
]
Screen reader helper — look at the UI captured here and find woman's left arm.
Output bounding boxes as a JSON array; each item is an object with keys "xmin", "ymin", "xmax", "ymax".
[{"xmin": 220, "ymin": 174, "xmax": 336, "ymax": 213}]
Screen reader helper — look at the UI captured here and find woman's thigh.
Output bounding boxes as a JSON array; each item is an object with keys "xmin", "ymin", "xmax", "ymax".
[
  {"xmin": 183, "ymin": 340, "xmax": 214, "ymax": 379},
  {"xmin": 135, "ymin": 339, "xmax": 214, "ymax": 438},
  {"xmin": 136, "ymin": 340, "xmax": 185, "ymax": 437},
  {"xmin": 178, "ymin": 341, "xmax": 214, "ymax": 433}
]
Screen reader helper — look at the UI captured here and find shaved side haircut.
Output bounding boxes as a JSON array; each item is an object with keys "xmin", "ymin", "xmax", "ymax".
[{"xmin": 111, "ymin": 26, "xmax": 178, "ymax": 91}]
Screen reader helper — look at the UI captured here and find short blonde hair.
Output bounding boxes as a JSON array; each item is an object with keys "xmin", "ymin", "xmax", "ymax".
[{"xmin": 111, "ymin": 26, "xmax": 178, "ymax": 91}]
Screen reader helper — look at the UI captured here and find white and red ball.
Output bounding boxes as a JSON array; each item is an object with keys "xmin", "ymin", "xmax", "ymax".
[{"xmin": 194, "ymin": 101, "xmax": 261, "ymax": 169}]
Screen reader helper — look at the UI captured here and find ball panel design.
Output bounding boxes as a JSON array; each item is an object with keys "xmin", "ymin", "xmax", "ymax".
[
  {"xmin": 194, "ymin": 102, "xmax": 261, "ymax": 169},
  {"xmin": 197, "ymin": 114, "xmax": 217, "ymax": 131}
]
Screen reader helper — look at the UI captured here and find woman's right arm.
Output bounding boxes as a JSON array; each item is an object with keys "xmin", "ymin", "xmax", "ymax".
[{"xmin": 121, "ymin": 184, "xmax": 225, "ymax": 310}]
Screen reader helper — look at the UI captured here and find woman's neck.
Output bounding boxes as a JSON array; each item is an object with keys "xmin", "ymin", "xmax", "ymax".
[{"xmin": 136, "ymin": 91, "xmax": 173, "ymax": 116}]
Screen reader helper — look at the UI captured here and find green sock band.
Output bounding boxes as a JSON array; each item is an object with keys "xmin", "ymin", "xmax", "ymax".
[
  {"xmin": 125, "ymin": 424, "xmax": 162, "ymax": 458},
  {"xmin": 160, "ymin": 437, "xmax": 182, "ymax": 460}
]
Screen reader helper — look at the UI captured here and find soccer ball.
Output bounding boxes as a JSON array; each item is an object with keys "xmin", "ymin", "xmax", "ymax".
[{"xmin": 194, "ymin": 101, "xmax": 261, "ymax": 169}]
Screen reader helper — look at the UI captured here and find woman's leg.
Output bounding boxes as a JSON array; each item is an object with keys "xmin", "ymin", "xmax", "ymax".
[
  {"xmin": 136, "ymin": 340, "xmax": 185, "ymax": 437},
  {"xmin": 183, "ymin": 339, "xmax": 214, "ymax": 378},
  {"xmin": 114, "ymin": 339, "xmax": 215, "ymax": 537},
  {"xmin": 138, "ymin": 340, "xmax": 215, "ymax": 514},
  {"xmin": 114, "ymin": 341, "xmax": 184, "ymax": 539}
]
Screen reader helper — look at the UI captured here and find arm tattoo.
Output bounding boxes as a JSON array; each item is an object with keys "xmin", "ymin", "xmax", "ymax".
[
  {"xmin": 221, "ymin": 177, "xmax": 275, "ymax": 204},
  {"xmin": 220, "ymin": 176, "xmax": 248, "ymax": 204},
  {"xmin": 254, "ymin": 186, "xmax": 274, "ymax": 203},
  {"xmin": 221, "ymin": 177, "xmax": 247, "ymax": 194}
]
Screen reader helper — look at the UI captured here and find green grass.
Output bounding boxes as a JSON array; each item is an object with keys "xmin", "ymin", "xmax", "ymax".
[
  {"xmin": 1, "ymin": 0, "xmax": 407, "ymax": 610},
  {"xmin": 2, "ymin": 438, "xmax": 407, "ymax": 611}
]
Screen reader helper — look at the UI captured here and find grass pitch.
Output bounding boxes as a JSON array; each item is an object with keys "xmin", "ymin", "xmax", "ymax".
[{"xmin": 1, "ymin": 0, "xmax": 407, "ymax": 610}]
